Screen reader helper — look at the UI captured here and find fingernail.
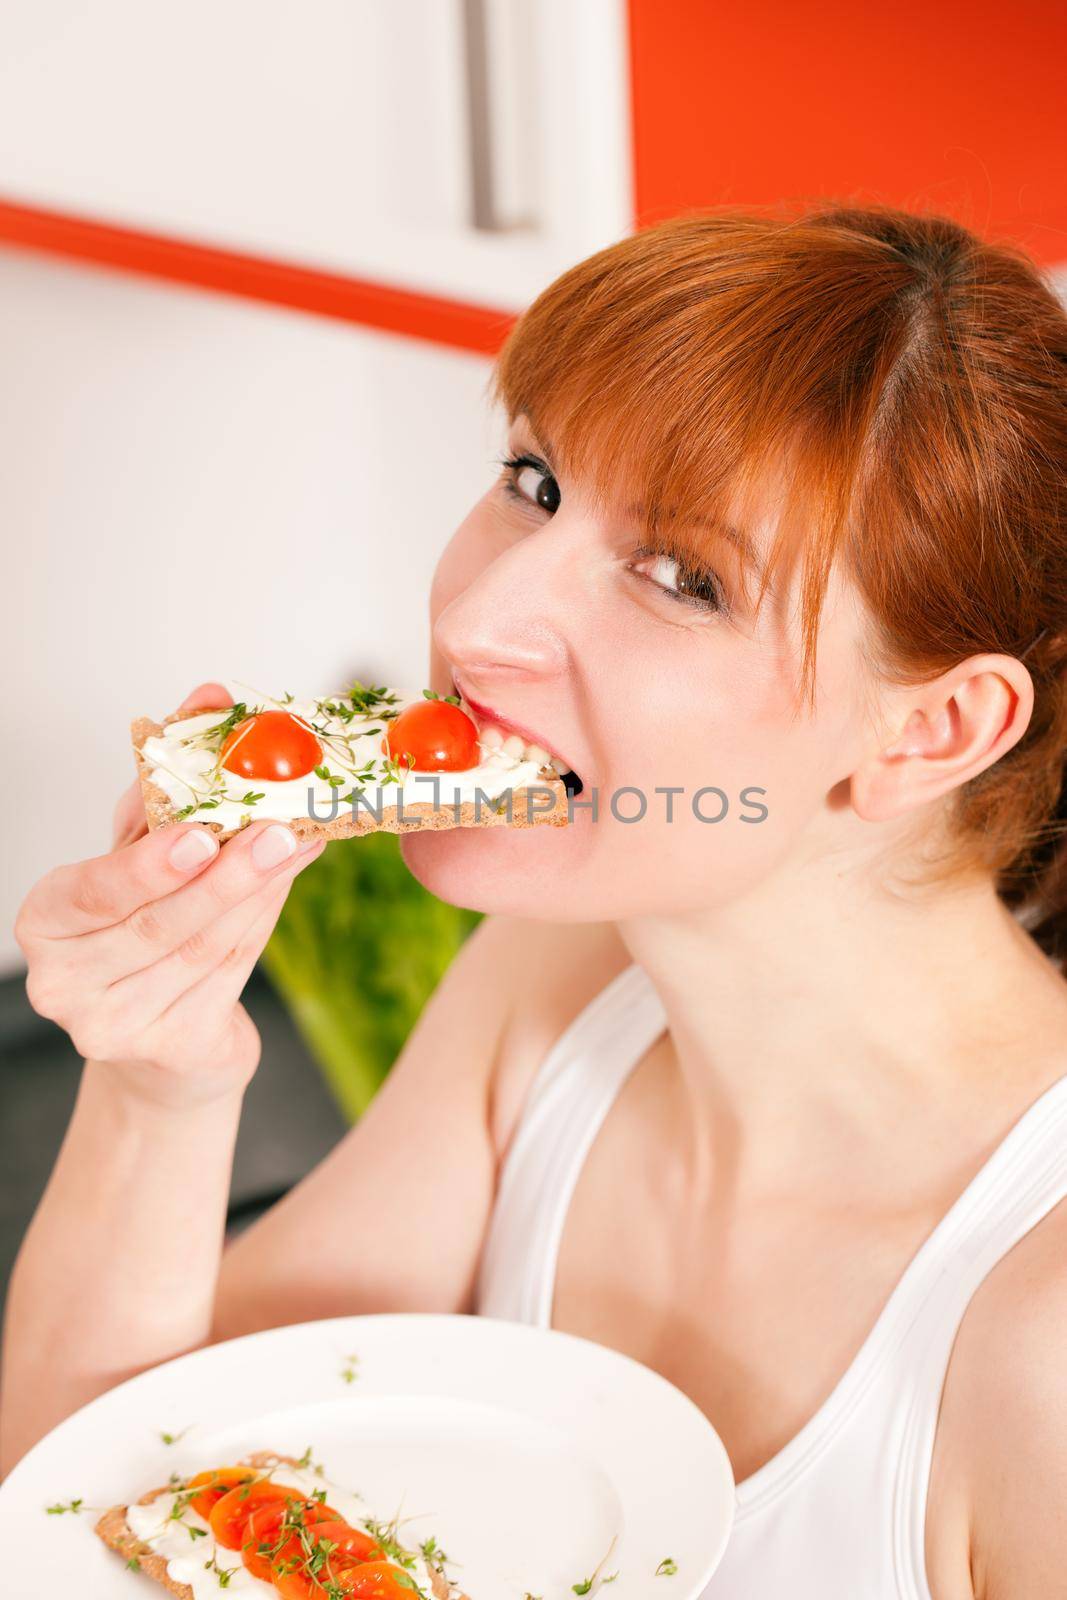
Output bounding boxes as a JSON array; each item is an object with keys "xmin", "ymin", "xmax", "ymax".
[
  {"xmin": 169, "ymin": 828, "xmax": 220, "ymax": 871},
  {"xmin": 252, "ymin": 824, "xmax": 298, "ymax": 870}
]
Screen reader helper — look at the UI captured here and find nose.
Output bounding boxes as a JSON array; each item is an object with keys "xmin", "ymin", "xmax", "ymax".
[{"xmin": 432, "ymin": 524, "xmax": 572, "ymax": 689}]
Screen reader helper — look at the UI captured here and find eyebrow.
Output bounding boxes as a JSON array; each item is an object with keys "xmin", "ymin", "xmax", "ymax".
[
  {"xmin": 714, "ymin": 524, "xmax": 768, "ymax": 590},
  {"xmin": 511, "ymin": 420, "xmax": 559, "ymax": 472}
]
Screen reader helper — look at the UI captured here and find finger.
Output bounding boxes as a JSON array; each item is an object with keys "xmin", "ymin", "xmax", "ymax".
[
  {"xmin": 87, "ymin": 820, "xmax": 324, "ymax": 977},
  {"xmin": 19, "ymin": 819, "xmax": 225, "ymax": 939},
  {"xmin": 106, "ymin": 837, "xmax": 324, "ymax": 1020},
  {"xmin": 177, "ymin": 682, "xmax": 233, "ymax": 715},
  {"xmin": 138, "ymin": 849, "xmax": 322, "ymax": 1047}
]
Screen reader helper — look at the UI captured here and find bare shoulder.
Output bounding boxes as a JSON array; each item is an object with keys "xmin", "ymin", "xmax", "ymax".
[
  {"xmin": 476, "ymin": 914, "xmax": 634, "ymax": 1163},
  {"xmin": 927, "ymin": 1194, "xmax": 1067, "ymax": 1600}
]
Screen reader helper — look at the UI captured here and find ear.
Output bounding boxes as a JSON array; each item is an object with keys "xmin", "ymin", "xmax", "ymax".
[{"xmin": 851, "ymin": 654, "xmax": 1035, "ymax": 823}]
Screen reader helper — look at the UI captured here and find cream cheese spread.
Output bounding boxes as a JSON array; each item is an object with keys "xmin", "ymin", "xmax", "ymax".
[{"xmin": 139, "ymin": 688, "xmax": 556, "ymax": 834}]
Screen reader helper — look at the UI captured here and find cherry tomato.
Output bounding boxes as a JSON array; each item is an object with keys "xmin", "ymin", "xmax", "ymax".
[
  {"xmin": 382, "ymin": 701, "xmax": 480, "ymax": 773},
  {"xmin": 271, "ymin": 1566, "xmax": 322, "ymax": 1599},
  {"xmin": 271, "ymin": 1569, "xmax": 323, "ymax": 1600},
  {"xmin": 220, "ymin": 709, "xmax": 323, "ymax": 782},
  {"xmin": 268, "ymin": 1522, "xmax": 384, "ymax": 1598},
  {"xmin": 332, "ymin": 1562, "xmax": 426, "ymax": 1598},
  {"xmin": 184, "ymin": 1467, "xmax": 257, "ymax": 1521},
  {"xmin": 210, "ymin": 1479, "xmax": 306, "ymax": 1549},
  {"xmin": 271, "ymin": 1550, "xmax": 360, "ymax": 1600},
  {"xmin": 240, "ymin": 1497, "xmax": 342, "ymax": 1580},
  {"xmin": 298, "ymin": 1521, "xmax": 385, "ymax": 1568}
]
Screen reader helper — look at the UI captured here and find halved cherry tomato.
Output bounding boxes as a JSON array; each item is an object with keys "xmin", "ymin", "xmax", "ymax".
[
  {"xmin": 220, "ymin": 709, "xmax": 323, "ymax": 782},
  {"xmin": 332, "ymin": 1561, "xmax": 425, "ymax": 1598},
  {"xmin": 184, "ymin": 1466, "xmax": 257, "ymax": 1521},
  {"xmin": 209, "ymin": 1479, "xmax": 306, "ymax": 1549},
  {"xmin": 382, "ymin": 700, "xmax": 480, "ymax": 773},
  {"xmin": 240, "ymin": 1497, "xmax": 342, "ymax": 1580}
]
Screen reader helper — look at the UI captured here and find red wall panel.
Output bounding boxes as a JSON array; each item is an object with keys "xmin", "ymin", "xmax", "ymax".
[{"xmin": 628, "ymin": 0, "xmax": 1067, "ymax": 263}]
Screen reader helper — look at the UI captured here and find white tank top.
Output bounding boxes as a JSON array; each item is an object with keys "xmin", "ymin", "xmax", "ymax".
[{"xmin": 474, "ymin": 961, "xmax": 1067, "ymax": 1599}]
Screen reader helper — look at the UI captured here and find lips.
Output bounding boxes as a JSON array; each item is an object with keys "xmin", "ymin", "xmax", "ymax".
[{"xmin": 450, "ymin": 675, "xmax": 585, "ymax": 796}]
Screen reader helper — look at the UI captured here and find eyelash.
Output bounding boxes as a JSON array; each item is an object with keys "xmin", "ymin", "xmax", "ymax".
[
  {"xmin": 495, "ymin": 451, "xmax": 729, "ymax": 617},
  {"xmin": 498, "ymin": 452, "xmax": 553, "ymax": 511}
]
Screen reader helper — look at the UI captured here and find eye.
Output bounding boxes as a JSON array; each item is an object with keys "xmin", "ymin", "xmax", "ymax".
[
  {"xmin": 630, "ymin": 547, "xmax": 727, "ymax": 615},
  {"xmin": 499, "ymin": 452, "xmax": 561, "ymax": 515}
]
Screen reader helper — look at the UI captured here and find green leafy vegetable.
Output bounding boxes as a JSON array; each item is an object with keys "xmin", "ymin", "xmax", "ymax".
[{"xmin": 260, "ymin": 832, "xmax": 481, "ymax": 1121}]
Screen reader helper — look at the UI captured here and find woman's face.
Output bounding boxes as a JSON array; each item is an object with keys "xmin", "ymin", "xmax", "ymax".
[{"xmin": 400, "ymin": 412, "xmax": 879, "ymax": 921}]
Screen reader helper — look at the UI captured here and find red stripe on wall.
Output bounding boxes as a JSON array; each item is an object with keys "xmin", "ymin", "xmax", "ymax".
[
  {"xmin": 627, "ymin": 0, "xmax": 1067, "ymax": 265},
  {"xmin": 0, "ymin": 198, "xmax": 518, "ymax": 355}
]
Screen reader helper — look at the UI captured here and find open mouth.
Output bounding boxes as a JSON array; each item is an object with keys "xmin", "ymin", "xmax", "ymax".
[{"xmin": 450, "ymin": 677, "xmax": 585, "ymax": 797}]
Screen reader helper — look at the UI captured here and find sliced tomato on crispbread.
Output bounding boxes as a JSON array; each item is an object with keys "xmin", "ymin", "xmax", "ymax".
[{"xmin": 93, "ymin": 1451, "xmax": 467, "ymax": 1600}]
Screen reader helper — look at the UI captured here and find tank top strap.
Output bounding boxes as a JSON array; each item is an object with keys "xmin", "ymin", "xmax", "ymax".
[
  {"xmin": 476, "ymin": 962, "xmax": 667, "ymax": 1327},
  {"xmin": 727, "ymin": 1069, "xmax": 1067, "ymax": 1523}
]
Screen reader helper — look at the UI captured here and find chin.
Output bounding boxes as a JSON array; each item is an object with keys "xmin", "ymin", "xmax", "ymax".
[{"xmin": 398, "ymin": 818, "xmax": 592, "ymax": 919}]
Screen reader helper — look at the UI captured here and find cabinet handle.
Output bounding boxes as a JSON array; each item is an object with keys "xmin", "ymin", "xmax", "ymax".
[{"xmin": 461, "ymin": 0, "xmax": 539, "ymax": 234}]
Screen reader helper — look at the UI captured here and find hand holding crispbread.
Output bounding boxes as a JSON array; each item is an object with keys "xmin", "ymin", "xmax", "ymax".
[
  {"xmin": 15, "ymin": 678, "xmax": 570, "ymax": 1105},
  {"xmin": 16, "ymin": 683, "xmax": 322, "ymax": 1102}
]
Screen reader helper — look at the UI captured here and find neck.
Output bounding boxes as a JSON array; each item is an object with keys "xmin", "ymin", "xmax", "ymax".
[{"xmin": 616, "ymin": 861, "xmax": 1067, "ymax": 1192}]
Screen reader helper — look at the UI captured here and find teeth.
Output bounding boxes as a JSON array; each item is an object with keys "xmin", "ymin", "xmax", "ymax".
[{"xmin": 474, "ymin": 718, "xmax": 573, "ymax": 777}]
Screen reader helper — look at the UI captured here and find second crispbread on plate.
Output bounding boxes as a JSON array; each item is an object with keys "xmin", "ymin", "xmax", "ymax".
[{"xmin": 94, "ymin": 1449, "xmax": 469, "ymax": 1599}]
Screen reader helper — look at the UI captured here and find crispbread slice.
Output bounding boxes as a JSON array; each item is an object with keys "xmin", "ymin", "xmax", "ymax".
[
  {"xmin": 93, "ymin": 1450, "xmax": 468, "ymax": 1599},
  {"xmin": 94, "ymin": 1489, "xmax": 191, "ymax": 1599},
  {"xmin": 132, "ymin": 708, "xmax": 571, "ymax": 844}
]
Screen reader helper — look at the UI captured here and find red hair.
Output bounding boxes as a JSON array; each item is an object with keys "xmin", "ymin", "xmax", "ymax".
[{"xmin": 491, "ymin": 204, "xmax": 1067, "ymax": 964}]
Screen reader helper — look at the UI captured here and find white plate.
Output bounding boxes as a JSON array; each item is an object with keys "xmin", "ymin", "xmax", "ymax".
[{"xmin": 0, "ymin": 1312, "xmax": 734, "ymax": 1598}]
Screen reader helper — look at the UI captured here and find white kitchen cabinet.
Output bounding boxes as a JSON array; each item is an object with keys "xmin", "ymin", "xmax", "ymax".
[{"xmin": 0, "ymin": 0, "xmax": 633, "ymax": 309}]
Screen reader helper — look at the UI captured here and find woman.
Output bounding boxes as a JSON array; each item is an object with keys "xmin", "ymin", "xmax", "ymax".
[{"xmin": 3, "ymin": 204, "xmax": 1067, "ymax": 1599}]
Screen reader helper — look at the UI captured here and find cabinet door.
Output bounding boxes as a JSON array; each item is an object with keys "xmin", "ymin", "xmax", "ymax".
[{"xmin": 0, "ymin": 0, "xmax": 633, "ymax": 309}]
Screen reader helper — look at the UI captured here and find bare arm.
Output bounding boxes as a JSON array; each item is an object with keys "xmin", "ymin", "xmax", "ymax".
[
  {"xmin": 0, "ymin": 1071, "xmax": 247, "ymax": 1464},
  {"xmin": 925, "ymin": 1204, "xmax": 1067, "ymax": 1600}
]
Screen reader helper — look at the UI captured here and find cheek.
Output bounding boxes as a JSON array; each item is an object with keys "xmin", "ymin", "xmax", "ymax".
[
  {"xmin": 567, "ymin": 653, "xmax": 830, "ymax": 903},
  {"xmin": 430, "ymin": 526, "xmax": 481, "ymax": 626},
  {"xmin": 428, "ymin": 498, "xmax": 513, "ymax": 683},
  {"xmin": 429, "ymin": 493, "xmax": 511, "ymax": 622},
  {"xmin": 590, "ymin": 649, "xmax": 768, "ymax": 796}
]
